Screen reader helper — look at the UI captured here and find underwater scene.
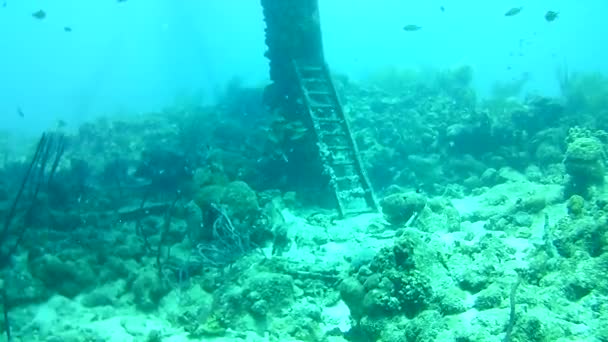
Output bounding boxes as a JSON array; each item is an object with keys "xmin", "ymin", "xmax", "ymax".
[{"xmin": 1, "ymin": 1, "xmax": 608, "ymax": 341}]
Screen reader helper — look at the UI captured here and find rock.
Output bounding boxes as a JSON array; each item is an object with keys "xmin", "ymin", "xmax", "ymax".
[{"xmin": 380, "ymin": 192, "xmax": 427, "ymax": 226}]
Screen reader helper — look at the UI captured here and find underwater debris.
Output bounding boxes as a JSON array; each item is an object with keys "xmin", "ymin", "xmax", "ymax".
[
  {"xmin": 64, "ymin": 26, "xmax": 72, "ymax": 32},
  {"xmin": 545, "ymin": 10, "xmax": 559, "ymax": 22},
  {"xmin": 31, "ymin": 9, "xmax": 45, "ymax": 20},
  {"xmin": 196, "ymin": 203, "xmax": 252, "ymax": 268},
  {"xmin": 155, "ymin": 191, "xmax": 181, "ymax": 278},
  {"xmin": 0, "ymin": 132, "xmax": 65, "ymax": 265},
  {"xmin": 504, "ymin": 7, "xmax": 523, "ymax": 17},
  {"xmin": 403, "ymin": 24, "xmax": 422, "ymax": 32}
]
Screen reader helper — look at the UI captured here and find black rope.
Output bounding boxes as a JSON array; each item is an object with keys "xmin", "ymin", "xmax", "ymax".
[
  {"xmin": 0, "ymin": 133, "xmax": 47, "ymax": 246},
  {"xmin": 1, "ymin": 286, "xmax": 10, "ymax": 341},
  {"xmin": 156, "ymin": 191, "xmax": 181, "ymax": 279}
]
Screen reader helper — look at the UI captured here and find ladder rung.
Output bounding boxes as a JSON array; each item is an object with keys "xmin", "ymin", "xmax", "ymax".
[
  {"xmin": 328, "ymin": 145, "xmax": 351, "ymax": 150},
  {"xmin": 338, "ymin": 188, "xmax": 367, "ymax": 196},
  {"xmin": 320, "ymin": 132, "xmax": 347, "ymax": 137},
  {"xmin": 335, "ymin": 175, "xmax": 360, "ymax": 182},
  {"xmin": 302, "ymin": 78, "xmax": 326, "ymax": 84},
  {"xmin": 330, "ymin": 160, "xmax": 355, "ymax": 166},
  {"xmin": 337, "ymin": 183, "xmax": 366, "ymax": 193},
  {"xmin": 298, "ymin": 65, "xmax": 323, "ymax": 72},
  {"xmin": 307, "ymin": 90, "xmax": 331, "ymax": 96},
  {"xmin": 314, "ymin": 117, "xmax": 342, "ymax": 123},
  {"xmin": 312, "ymin": 107, "xmax": 336, "ymax": 115},
  {"xmin": 337, "ymin": 190, "xmax": 365, "ymax": 198},
  {"xmin": 312, "ymin": 112, "xmax": 339, "ymax": 119},
  {"xmin": 310, "ymin": 102, "xmax": 334, "ymax": 108}
]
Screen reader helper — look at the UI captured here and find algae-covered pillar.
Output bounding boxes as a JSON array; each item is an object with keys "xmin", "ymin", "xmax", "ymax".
[
  {"xmin": 260, "ymin": 0, "xmax": 378, "ymax": 216},
  {"xmin": 260, "ymin": 0, "xmax": 325, "ymax": 108}
]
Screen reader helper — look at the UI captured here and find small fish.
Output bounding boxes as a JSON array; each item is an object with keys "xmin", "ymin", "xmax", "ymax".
[
  {"xmin": 64, "ymin": 26, "xmax": 72, "ymax": 32},
  {"xmin": 504, "ymin": 7, "xmax": 523, "ymax": 17},
  {"xmin": 403, "ymin": 24, "xmax": 422, "ymax": 32},
  {"xmin": 32, "ymin": 9, "xmax": 46, "ymax": 19},
  {"xmin": 545, "ymin": 10, "xmax": 559, "ymax": 22},
  {"xmin": 440, "ymin": 5, "xmax": 445, "ymax": 12},
  {"xmin": 2, "ymin": 2, "xmax": 6, "ymax": 8},
  {"xmin": 117, "ymin": 0, "xmax": 127, "ymax": 2},
  {"xmin": 17, "ymin": 107, "xmax": 24, "ymax": 118}
]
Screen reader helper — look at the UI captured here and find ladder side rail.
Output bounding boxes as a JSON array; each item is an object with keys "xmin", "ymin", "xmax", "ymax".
[
  {"xmin": 320, "ymin": 64, "xmax": 379, "ymax": 211},
  {"xmin": 292, "ymin": 60, "xmax": 346, "ymax": 217}
]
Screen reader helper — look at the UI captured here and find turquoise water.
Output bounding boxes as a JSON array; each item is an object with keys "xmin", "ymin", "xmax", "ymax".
[
  {"xmin": 1, "ymin": 1, "xmax": 606, "ymax": 132},
  {"xmin": 1, "ymin": 1, "xmax": 608, "ymax": 341}
]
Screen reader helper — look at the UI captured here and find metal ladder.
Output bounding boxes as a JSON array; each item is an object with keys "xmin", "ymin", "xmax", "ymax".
[{"xmin": 293, "ymin": 60, "xmax": 378, "ymax": 217}]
